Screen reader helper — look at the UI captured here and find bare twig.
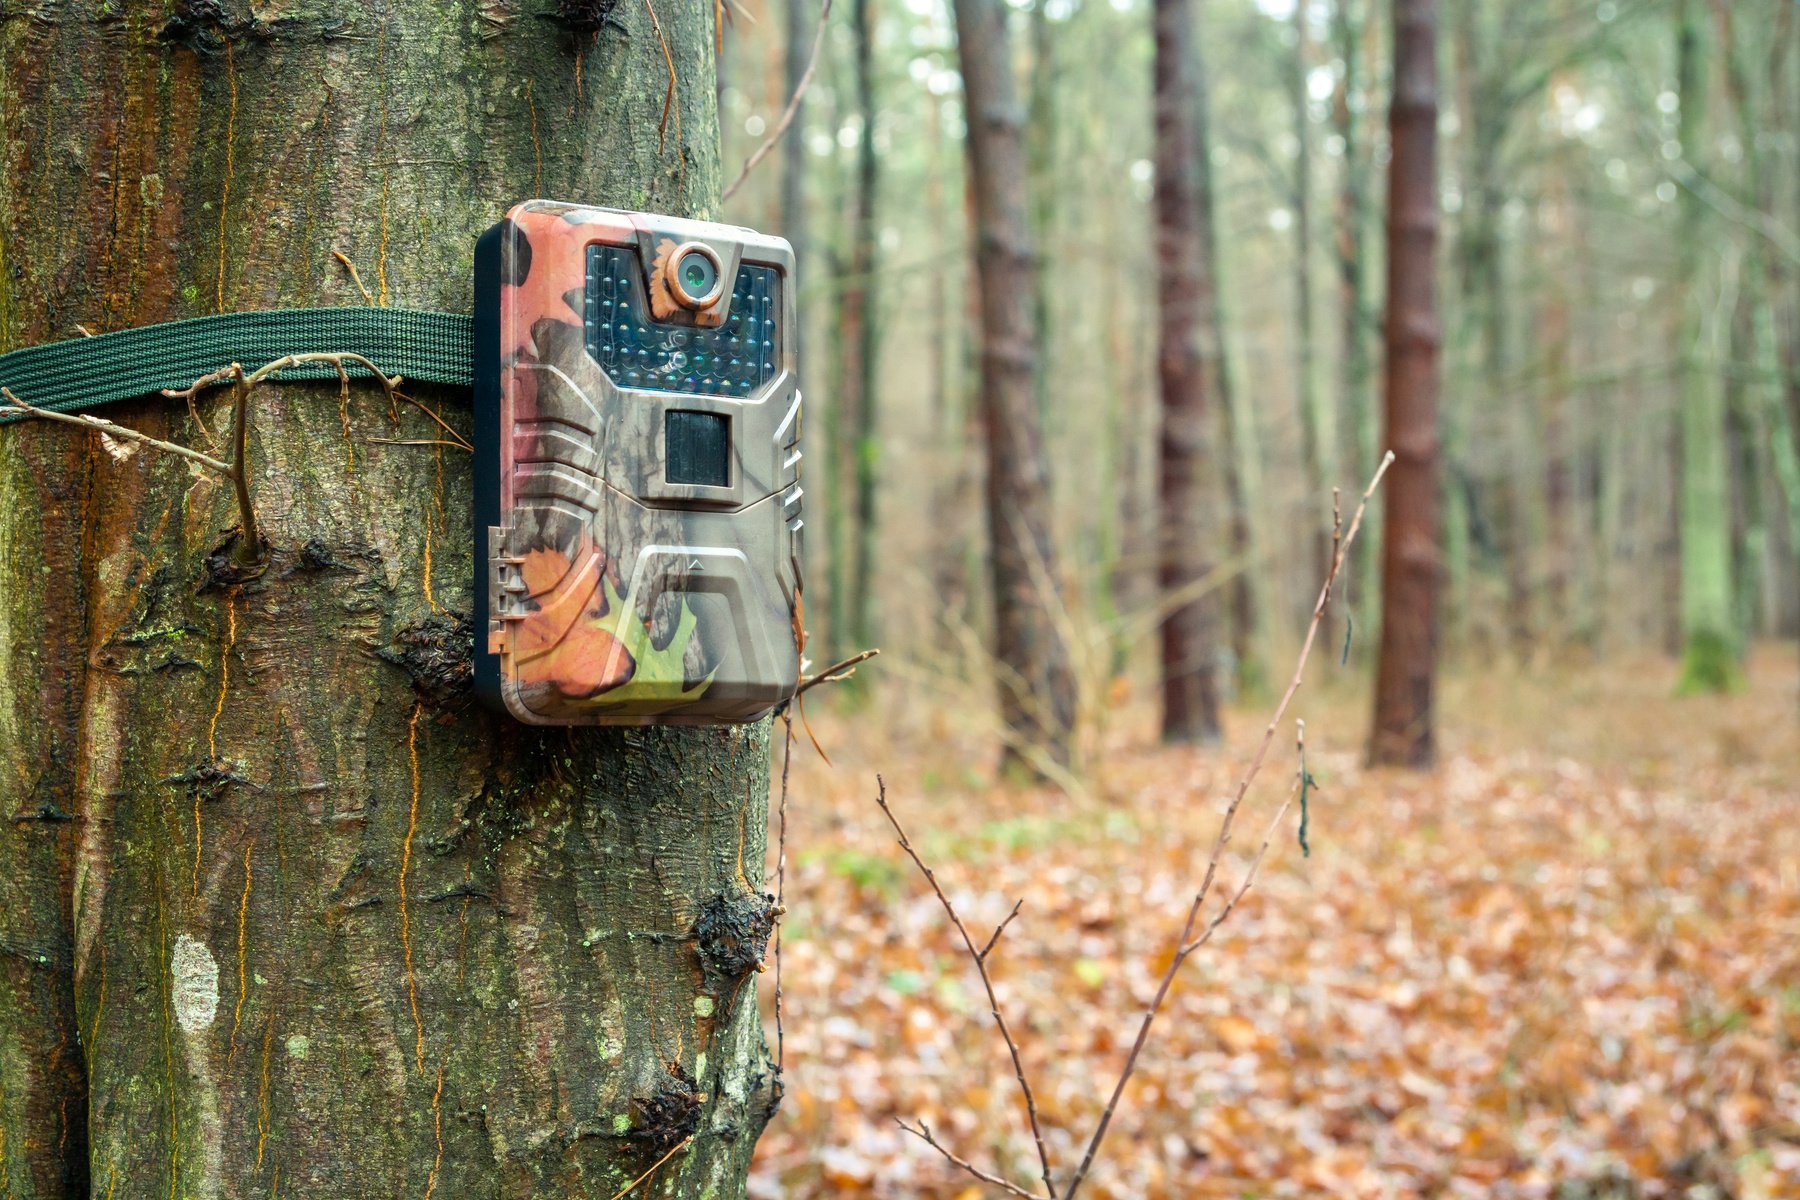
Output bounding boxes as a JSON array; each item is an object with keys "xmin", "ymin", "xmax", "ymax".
[
  {"xmin": 641, "ymin": 0, "xmax": 681, "ymax": 151},
  {"xmin": 978, "ymin": 898, "xmax": 1024, "ymax": 963},
  {"xmin": 604, "ymin": 1134, "xmax": 692, "ymax": 1200},
  {"xmin": 389, "ymin": 391, "xmax": 474, "ymax": 452},
  {"xmin": 1181, "ymin": 736, "xmax": 1304, "ymax": 959},
  {"xmin": 877, "ymin": 777, "xmax": 1053, "ymax": 1200},
  {"xmin": 895, "ymin": 1120, "xmax": 1044, "ymax": 1200},
  {"xmin": 795, "ymin": 647, "xmax": 881, "ymax": 697},
  {"xmin": 1, "ymin": 388, "xmax": 231, "ymax": 474},
  {"xmin": 227, "ymin": 366, "xmax": 263, "ymax": 560},
  {"xmin": 720, "ymin": 0, "xmax": 833, "ymax": 203},
  {"xmin": 332, "ymin": 250, "xmax": 377, "ymax": 305},
  {"xmin": 1060, "ymin": 450, "xmax": 1394, "ymax": 1200}
]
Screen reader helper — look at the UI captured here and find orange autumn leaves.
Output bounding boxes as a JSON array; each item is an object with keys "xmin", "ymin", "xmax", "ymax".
[{"xmin": 513, "ymin": 543, "xmax": 636, "ymax": 699}]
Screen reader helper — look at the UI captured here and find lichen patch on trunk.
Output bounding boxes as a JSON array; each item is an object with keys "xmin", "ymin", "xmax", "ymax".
[{"xmin": 171, "ymin": 934, "xmax": 220, "ymax": 1033}]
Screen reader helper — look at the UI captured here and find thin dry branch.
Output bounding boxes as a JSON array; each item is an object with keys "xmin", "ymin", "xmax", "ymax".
[
  {"xmin": 642, "ymin": 0, "xmax": 682, "ymax": 151},
  {"xmin": 604, "ymin": 1134, "xmax": 692, "ymax": 1200},
  {"xmin": 1060, "ymin": 450, "xmax": 1394, "ymax": 1200},
  {"xmin": 332, "ymin": 250, "xmax": 377, "ymax": 305},
  {"xmin": 877, "ymin": 777, "xmax": 1053, "ymax": 1200},
  {"xmin": 978, "ymin": 898, "xmax": 1024, "ymax": 963},
  {"xmin": 388, "ymin": 390, "xmax": 473, "ymax": 452},
  {"xmin": 895, "ymin": 1120, "xmax": 1043, "ymax": 1200},
  {"xmin": 227, "ymin": 366, "xmax": 263, "ymax": 560},
  {"xmin": 720, "ymin": 0, "xmax": 833, "ymax": 203},
  {"xmin": 795, "ymin": 647, "xmax": 881, "ymax": 696},
  {"xmin": 0, "ymin": 388, "xmax": 232, "ymax": 473}
]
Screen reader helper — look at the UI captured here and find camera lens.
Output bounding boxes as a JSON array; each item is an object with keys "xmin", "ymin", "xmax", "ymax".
[{"xmin": 670, "ymin": 244, "xmax": 722, "ymax": 308}]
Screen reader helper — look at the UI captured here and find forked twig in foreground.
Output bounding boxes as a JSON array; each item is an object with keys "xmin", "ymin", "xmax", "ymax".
[
  {"xmin": 881, "ymin": 451, "xmax": 1396, "ymax": 1199},
  {"xmin": 894, "ymin": 1119, "xmax": 1044, "ymax": 1200},
  {"xmin": 1060, "ymin": 450, "xmax": 1394, "ymax": 1200},
  {"xmin": 876, "ymin": 777, "xmax": 1054, "ymax": 1200}
]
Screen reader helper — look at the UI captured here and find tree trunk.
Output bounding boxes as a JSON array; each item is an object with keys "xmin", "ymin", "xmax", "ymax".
[
  {"xmin": 1370, "ymin": 0, "xmax": 1442, "ymax": 769},
  {"xmin": 840, "ymin": 0, "xmax": 881, "ymax": 653},
  {"xmin": 1293, "ymin": 0, "xmax": 1335, "ymax": 584},
  {"xmin": 1192, "ymin": 12, "xmax": 1261, "ymax": 700},
  {"xmin": 0, "ymin": 6, "xmax": 777, "ymax": 1197},
  {"xmin": 952, "ymin": 0, "xmax": 1079, "ymax": 771},
  {"xmin": 781, "ymin": 0, "xmax": 811, "ymax": 265},
  {"xmin": 1330, "ymin": 0, "xmax": 1380, "ymax": 656},
  {"xmin": 1027, "ymin": 0, "xmax": 1058, "ymax": 427},
  {"xmin": 1673, "ymin": 0, "xmax": 1739, "ymax": 693},
  {"xmin": 1153, "ymin": 0, "xmax": 1224, "ymax": 742}
]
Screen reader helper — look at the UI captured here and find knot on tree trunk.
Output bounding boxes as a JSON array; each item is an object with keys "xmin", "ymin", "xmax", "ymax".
[
  {"xmin": 159, "ymin": 0, "xmax": 236, "ymax": 55},
  {"xmin": 380, "ymin": 612, "xmax": 475, "ymax": 710},
  {"xmin": 693, "ymin": 889, "xmax": 777, "ymax": 982},
  {"xmin": 630, "ymin": 1063, "xmax": 703, "ymax": 1157},
  {"xmin": 549, "ymin": 0, "xmax": 627, "ymax": 34},
  {"xmin": 162, "ymin": 761, "xmax": 251, "ymax": 801}
]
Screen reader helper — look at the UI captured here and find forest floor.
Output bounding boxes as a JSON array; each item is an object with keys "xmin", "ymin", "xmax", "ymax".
[{"xmin": 746, "ymin": 646, "xmax": 1800, "ymax": 1200}]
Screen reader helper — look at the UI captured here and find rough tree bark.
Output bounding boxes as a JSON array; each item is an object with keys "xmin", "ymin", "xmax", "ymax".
[
  {"xmin": 1369, "ymin": 0, "xmax": 1442, "ymax": 768},
  {"xmin": 0, "ymin": 4, "xmax": 778, "ymax": 1197},
  {"xmin": 951, "ymin": 0, "xmax": 1079, "ymax": 771},
  {"xmin": 1152, "ymin": 0, "xmax": 1224, "ymax": 743}
]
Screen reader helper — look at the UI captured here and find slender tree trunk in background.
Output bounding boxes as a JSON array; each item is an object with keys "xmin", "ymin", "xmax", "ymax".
[
  {"xmin": 1293, "ymin": 0, "xmax": 1335, "ymax": 584},
  {"xmin": 780, "ymin": 0, "xmax": 811, "ymax": 260},
  {"xmin": 1539, "ymin": 151, "xmax": 1574, "ymax": 645},
  {"xmin": 952, "ymin": 0, "xmax": 1079, "ymax": 770},
  {"xmin": 1723, "ymin": 260, "xmax": 1767, "ymax": 644},
  {"xmin": 1153, "ymin": 0, "xmax": 1225, "ymax": 743},
  {"xmin": 840, "ymin": 0, "xmax": 882, "ymax": 653},
  {"xmin": 0, "ymin": 6, "xmax": 776, "ymax": 1197},
  {"xmin": 1674, "ymin": 0, "xmax": 1739, "ymax": 693},
  {"xmin": 1721, "ymin": 0, "xmax": 1790, "ymax": 648},
  {"xmin": 1194, "ymin": 8, "xmax": 1262, "ymax": 698},
  {"xmin": 925, "ymin": 98, "xmax": 969, "ymax": 613},
  {"xmin": 1452, "ymin": 0, "xmax": 1535, "ymax": 657},
  {"xmin": 1331, "ymin": 0, "xmax": 1380, "ymax": 655},
  {"xmin": 1772, "ymin": 9, "xmax": 1800, "ymax": 668},
  {"xmin": 1370, "ymin": 0, "xmax": 1441, "ymax": 768},
  {"xmin": 1028, "ymin": 0, "xmax": 1058, "ymax": 427}
]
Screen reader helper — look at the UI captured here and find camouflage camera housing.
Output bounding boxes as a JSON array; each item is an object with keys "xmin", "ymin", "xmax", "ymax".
[{"xmin": 473, "ymin": 201, "xmax": 803, "ymax": 725}]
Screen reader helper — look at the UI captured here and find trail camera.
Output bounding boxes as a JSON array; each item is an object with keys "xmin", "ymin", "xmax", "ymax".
[{"xmin": 473, "ymin": 201, "xmax": 802, "ymax": 725}]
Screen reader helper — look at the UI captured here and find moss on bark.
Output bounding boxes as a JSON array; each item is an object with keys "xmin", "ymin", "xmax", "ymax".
[{"xmin": 0, "ymin": 3, "xmax": 773, "ymax": 1196}]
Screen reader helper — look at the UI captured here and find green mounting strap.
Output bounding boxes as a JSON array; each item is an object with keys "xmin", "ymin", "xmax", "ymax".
[{"xmin": 0, "ymin": 307, "xmax": 474, "ymax": 422}]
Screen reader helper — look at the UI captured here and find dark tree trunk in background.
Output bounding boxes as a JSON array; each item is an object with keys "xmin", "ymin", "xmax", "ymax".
[
  {"xmin": 951, "ymin": 0, "xmax": 1079, "ymax": 771},
  {"xmin": 0, "ymin": 4, "xmax": 776, "ymax": 1196},
  {"xmin": 841, "ymin": 0, "xmax": 882, "ymax": 653},
  {"xmin": 1370, "ymin": 0, "xmax": 1442, "ymax": 768},
  {"xmin": 1153, "ymin": 0, "xmax": 1225, "ymax": 742}
]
